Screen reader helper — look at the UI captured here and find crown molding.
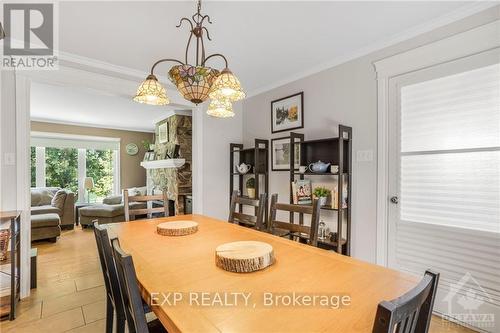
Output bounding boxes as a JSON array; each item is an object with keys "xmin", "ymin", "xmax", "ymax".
[
  {"xmin": 152, "ymin": 109, "xmax": 192, "ymax": 125},
  {"xmin": 31, "ymin": 118, "xmax": 156, "ymax": 133},
  {"xmin": 57, "ymin": 50, "xmax": 174, "ymax": 87},
  {"xmin": 245, "ymin": 2, "xmax": 499, "ymax": 98},
  {"xmin": 5, "ymin": 37, "xmax": 176, "ymax": 89}
]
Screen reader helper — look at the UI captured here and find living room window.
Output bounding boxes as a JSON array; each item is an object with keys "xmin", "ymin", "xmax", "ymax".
[
  {"xmin": 45, "ymin": 147, "xmax": 79, "ymax": 194},
  {"xmin": 30, "ymin": 132, "xmax": 120, "ymax": 202}
]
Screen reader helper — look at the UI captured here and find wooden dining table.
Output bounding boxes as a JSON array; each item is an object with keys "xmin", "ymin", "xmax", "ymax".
[{"xmin": 108, "ymin": 214, "xmax": 418, "ymax": 333}]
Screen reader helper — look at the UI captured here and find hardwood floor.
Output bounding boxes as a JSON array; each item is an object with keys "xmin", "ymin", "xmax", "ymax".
[
  {"xmin": 0, "ymin": 226, "xmax": 477, "ymax": 333},
  {"xmin": 0, "ymin": 227, "xmax": 105, "ymax": 333}
]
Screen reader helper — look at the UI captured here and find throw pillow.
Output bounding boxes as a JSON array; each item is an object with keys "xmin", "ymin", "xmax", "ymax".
[
  {"xmin": 136, "ymin": 186, "xmax": 147, "ymax": 196},
  {"xmin": 31, "ymin": 189, "xmax": 54, "ymax": 206},
  {"xmin": 103, "ymin": 195, "xmax": 122, "ymax": 205},
  {"xmin": 51, "ymin": 190, "xmax": 67, "ymax": 210}
]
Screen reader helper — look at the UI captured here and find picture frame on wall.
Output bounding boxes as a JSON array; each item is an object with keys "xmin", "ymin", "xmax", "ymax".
[
  {"xmin": 143, "ymin": 151, "xmax": 156, "ymax": 161},
  {"xmin": 158, "ymin": 122, "xmax": 169, "ymax": 143},
  {"xmin": 271, "ymin": 92, "xmax": 304, "ymax": 133},
  {"xmin": 271, "ymin": 137, "xmax": 301, "ymax": 171}
]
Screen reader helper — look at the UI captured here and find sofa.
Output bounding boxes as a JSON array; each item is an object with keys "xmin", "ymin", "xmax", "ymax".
[
  {"xmin": 31, "ymin": 187, "xmax": 75, "ymax": 241},
  {"xmin": 79, "ymin": 187, "xmax": 147, "ymax": 227}
]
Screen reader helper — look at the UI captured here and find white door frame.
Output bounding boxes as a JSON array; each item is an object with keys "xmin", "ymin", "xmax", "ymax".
[
  {"xmin": 192, "ymin": 105, "xmax": 204, "ymax": 214},
  {"xmin": 14, "ymin": 59, "xmax": 193, "ymax": 297},
  {"xmin": 374, "ymin": 19, "xmax": 500, "ymax": 266},
  {"xmin": 15, "ymin": 74, "xmax": 31, "ymax": 298}
]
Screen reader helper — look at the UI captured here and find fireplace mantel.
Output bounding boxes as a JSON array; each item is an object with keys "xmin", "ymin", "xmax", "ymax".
[{"xmin": 140, "ymin": 159, "xmax": 185, "ymax": 170}]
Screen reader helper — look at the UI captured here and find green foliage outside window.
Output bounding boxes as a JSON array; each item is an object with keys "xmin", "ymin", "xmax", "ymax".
[
  {"xmin": 45, "ymin": 147, "xmax": 78, "ymax": 194},
  {"xmin": 30, "ymin": 147, "xmax": 115, "ymax": 202},
  {"xmin": 86, "ymin": 149, "xmax": 114, "ymax": 202},
  {"xmin": 31, "ymin": 147, "xmax": 36, "ymax": 187}
]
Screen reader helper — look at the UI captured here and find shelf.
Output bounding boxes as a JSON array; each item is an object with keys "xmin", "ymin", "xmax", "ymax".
[
  {"xmin": 289, "ymin": 125, "xmax": 352, "ymax": 256},
  {"xmin": 140, "ymin": 159, "xmax": 185, "ymax": 170},
  {"xmin": 294, "ymin": 171, "xmax": 339, "ymax": 176},
  {"xmin": 231, "ymin": 172, "xmax": 268, "ymax": 176},
  {"xmin": 318, "ymin": 238, "xmax": 347, "ymax": 247},
  {"xmin": 233, "ymin": 147, "xmax": 268, "ymax": 153},
  {"xmin": 300, "ymin": 137, "xmax": 339, "ymax": 145},
  {"xmin": 0, "ymin": 295, "xmax": 11, "ymax": 318},
  {"xmin": 0, "ymin": 211, "xmax": 21, "ymax": 223},
  {"xmin": 320, "ymin": 205, "xmax": 347, "ymax": 211}
]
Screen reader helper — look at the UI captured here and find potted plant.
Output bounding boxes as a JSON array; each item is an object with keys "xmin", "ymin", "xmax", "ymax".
[
  {"xmin": 313, "ymin": 187, "xmax": 329, "ymax": 206},
  {"xmin": 246, "ymin": 177, "xmax": 256, "ymax": 198},
  {"xmin": 141, "ymin": 139, "xmax": 154, "ymax": 152}
]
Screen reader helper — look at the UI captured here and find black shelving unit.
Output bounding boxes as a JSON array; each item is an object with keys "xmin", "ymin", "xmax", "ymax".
[
  {"xmin": 229, "ymin": 139, "xmax": 269, "ymax": 223},
  {"xmin": 289, "ymin": 124, "xmax": 352, "ymax": 255},
  {"xmin": 0, "ymin": 211, "xmax": 21, "ymax": 320}
]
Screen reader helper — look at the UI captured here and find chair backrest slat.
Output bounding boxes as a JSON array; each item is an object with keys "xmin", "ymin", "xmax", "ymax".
[
  {"xmin": 268, "ymin": 194, "xmax": 321, "ymax": 247},
  {"xmin": 372, "ymin": 270, "xmax": 440, "ymax": 333},
  {"xmin": 111, "ymin": 238, "xmax": 149, "ymax": 333},
  {"xmin": 274, "ymin": 203, "xmax": 315, "ymax": 215},
  {"xmin": 228, "ymin": 191, "xmax": 266, "ymax": 230},
  {"xmin": 272, "ymin": 220, "xmax": 312, "ymax": 235},
  {"xmin": 233, "ymin": 211, "xmax": 257, "ymax": 223},
  {"xmin": 124, "ymin": 189, "xmax": 169, "ymax": 221},
  {"xmin": 93, "ymin": 223, "xmax": 124, "ymax": 317}
]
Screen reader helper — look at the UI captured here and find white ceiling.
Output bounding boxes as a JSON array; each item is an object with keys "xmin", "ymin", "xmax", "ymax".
[
  {"xmin": 57, "ymin": 1, "xmax": 483, "ymax": 95},
  {"xmin": 30, "ymin": 81, "xmax": 177, "ymax": 132},
  {"xmin": 34, "ymin": 1, "xmax": 487, "ymax": 131}
]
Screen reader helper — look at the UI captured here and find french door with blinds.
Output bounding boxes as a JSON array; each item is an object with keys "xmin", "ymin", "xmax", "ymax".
[{"xmin": 387, "ymin": 50, "xmax": 500, "ymax": 332}]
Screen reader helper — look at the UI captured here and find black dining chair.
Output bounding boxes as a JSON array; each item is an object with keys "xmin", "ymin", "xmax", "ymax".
[
  {"xmin": 93, "ymin": 222, "xmax": 126, "ymax": 333},
  {"xmin": 228, "ymin": 190, "xmax": 267, "ymax": 230},
  {"xmin": 111, "ymin": 237, "xmax": 167, "ymax": 333},
  {"xmin": 268, "ymin": 193, "xmax": 321, "ymax": 246},
  {"xmin": 372, "ymin": 270, "xmax": 440, "ymax": 333}
]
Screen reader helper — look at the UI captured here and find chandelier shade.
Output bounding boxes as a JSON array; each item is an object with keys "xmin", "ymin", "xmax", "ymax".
[
  {"xmin": 209, "ymin": 68, "xmax": 245, "ymax": 102},
  {"xmin": 134, "ymin": 0, "xmax": 245, "ymax": 115},
  {"xmin": 207, "ymin": 98, "xmax": 234, "ymax": 118},
  {"xmin": 169, "ymin": 65, "xmax": 219, "ymax": 104},
  {"xmin": 133, "ymin": 74, "xmax": 170, "ymax": 106}
]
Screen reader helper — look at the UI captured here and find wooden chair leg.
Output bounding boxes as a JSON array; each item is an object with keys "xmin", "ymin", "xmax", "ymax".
[
  {"xmin": 116, "ymin": 314, "xmax": 126, "ymax": 333},
  {"xmin": 105, "ymin": 296, "xmax": 114, "ymax": 333}
]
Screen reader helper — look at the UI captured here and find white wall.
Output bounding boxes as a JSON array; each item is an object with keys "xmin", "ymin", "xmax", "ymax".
[
  {"xmin": 196, "ymin": 102, "xmax": 243, "ymax": 220},
  {"xmin": 242, "ymin": 7, "xmax": 500, "ymax": 263},
  {"xmin": 0, "ymin": 70, "xmax": 17, "ymax": 211}
]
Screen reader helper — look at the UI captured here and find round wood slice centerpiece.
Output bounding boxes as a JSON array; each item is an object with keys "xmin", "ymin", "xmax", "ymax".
[
  {"xmin": 215, "ymin": 241, "xmax": 275, "ymax": 273},
  {"xmin": 156, "ymin": 221, "xmax": 198, "ymax": 236}
]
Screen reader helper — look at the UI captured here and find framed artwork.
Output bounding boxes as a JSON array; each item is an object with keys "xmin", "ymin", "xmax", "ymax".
[
  {"xmin": 158, "ymin": 122, "xmax": 169, "ymax": 143},
  {"xmin": 143, "ymin": 151, "xmax": 155, "ymax": 161},
  {"xmin": 271, "ymin": 137, "xmax": 301, "ymax": 171},
  {"xmin": 271, "ymin": 92, "xmax": 304, "ymax": 133}
]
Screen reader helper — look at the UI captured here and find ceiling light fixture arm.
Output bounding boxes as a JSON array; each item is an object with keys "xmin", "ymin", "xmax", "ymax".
[
  {"xmin": 202, "ymin": 53, "xmax": 229, "ymax": 69},
  {"xmin": 176, "ymin": 0, "xmax": 214, "ymax": 66},
  {"xmin": 150, "ymin": 58, "xmax": 185, "ymax": 75}
]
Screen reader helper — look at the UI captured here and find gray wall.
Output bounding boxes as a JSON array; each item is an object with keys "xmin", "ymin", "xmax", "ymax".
[
  {"xmin": 200, "ymin": 101, "xmax": 243, "ymax": 220},
  {"xmin": 242, "ymin": 7, "xmax": 500, "ymax": 263}
]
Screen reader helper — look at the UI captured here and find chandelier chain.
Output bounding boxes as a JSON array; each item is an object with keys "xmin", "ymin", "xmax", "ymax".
[{"xmin": 147, "ymin": 1, "xmax": 229, "ymax": 82}]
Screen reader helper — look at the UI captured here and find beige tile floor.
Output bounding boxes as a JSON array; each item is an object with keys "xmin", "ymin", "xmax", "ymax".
[{"xmin": 0, "ymin": 226, "xmax": 477, "ymax": 333}]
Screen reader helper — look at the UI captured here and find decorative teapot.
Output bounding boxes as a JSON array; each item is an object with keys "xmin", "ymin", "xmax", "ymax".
[
  {"xmin": 236, "ymin": 163, "xmax": 252, "ymax": 174},
  {"xmin": 308, "ymin": 160, "xmax": 331, "ymax": 173}
]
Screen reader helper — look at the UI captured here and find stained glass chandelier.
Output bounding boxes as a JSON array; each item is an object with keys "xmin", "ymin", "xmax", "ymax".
[{"xmin": 133, "ymin": 0, "xmax": 245, "ymax": 118}]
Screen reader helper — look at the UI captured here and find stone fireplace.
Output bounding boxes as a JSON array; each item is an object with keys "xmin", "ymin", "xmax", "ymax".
[{"xmin": 141, "ymin": 113, "xmax": 192, "ymax": 215}]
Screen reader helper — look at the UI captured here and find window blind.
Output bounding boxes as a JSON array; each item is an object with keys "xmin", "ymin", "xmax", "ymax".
[{"xmin": 396, "ymin": 63, "xmax": 500, "ymax": 310}]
